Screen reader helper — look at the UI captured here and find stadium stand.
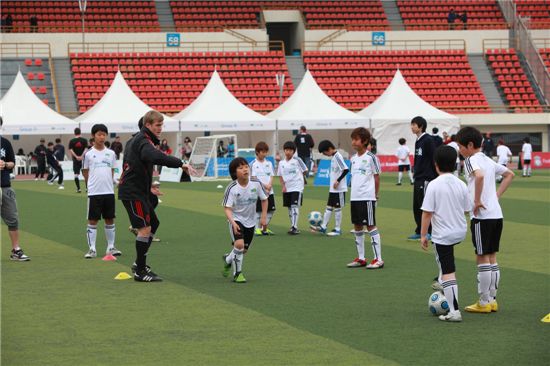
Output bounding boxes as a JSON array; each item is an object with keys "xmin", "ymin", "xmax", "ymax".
[
  {"xmin": 303, "ymin": 49, "xmax": 490, "ymax": 113},
  {"xmin": 540, "ymin": 48, "xmax": 550, "ymax": 70},
  {"xmin": 70, "ymin": 50, "xmax": 294, "ymax": 113},
  {"xmin": 170, "ymin": 1, "xmax": 388, "ymax": 31},
  {"xmin": 397, "ymin": 0, "xmax": 507, "ymax": 30},
  {"xmin": 514, "ymin": 0, "xmax": 550, "ymax": 29},
  {"xmin": 0, "ymin": 1, "xmax": 160, "ymax": 32},
  {"xmin": 485, "ymin": 48, "xmax": 543, "ymax": 112}
]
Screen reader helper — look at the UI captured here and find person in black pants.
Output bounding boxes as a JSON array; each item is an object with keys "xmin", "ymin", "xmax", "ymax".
[
  {"xmin": 34, "ymin": 138, "xmax": 47, "ymax": 180},
  {"xmin": 408, "ymin": 116, "xmax": 437, "ymax": 241},
  {"xmin": 293, "ymin": 125, "xmax": 315, "ymax": 172},
  {"xmin": 46, "ymin": 142, "xmax": 63, "ymax": 189},
  {"xmin": 69, "ymin": 128, "xmax": 88, "ymax": 193}
]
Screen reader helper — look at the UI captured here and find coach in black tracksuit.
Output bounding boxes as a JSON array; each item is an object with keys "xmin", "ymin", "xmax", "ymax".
[
  {"xmin": 118, "ymin": 111, "xmax": 188, "ymax": 282},
  {"xmin": 409, "ymin": 116, "xmax": 437, "ymax": 239}
]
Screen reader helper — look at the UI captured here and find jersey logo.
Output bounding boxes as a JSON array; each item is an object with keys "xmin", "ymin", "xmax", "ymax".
[
  {"xmin": 0, "ymin": 148, "xmax": 5, "ymax": 158},
  {"xmin": 416, "ymin": 147, "xmax": 423, "ymax": 156}
]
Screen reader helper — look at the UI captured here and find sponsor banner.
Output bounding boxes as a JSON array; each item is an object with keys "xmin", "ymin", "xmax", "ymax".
[
  {"xmin": 530, "ymin": 152, "xmax": 550, "ymax": 169},
  {"xmin": 313, "ymin": 159, "xmax": 351, "ymax": 187},
  {"xmin": 377, "ymin": 155, "xmax": 414, "ymax": 172}
]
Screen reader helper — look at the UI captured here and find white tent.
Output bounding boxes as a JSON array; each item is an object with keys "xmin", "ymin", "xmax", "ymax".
[
  {"xmin": 358, "ymin": 69, "xmax": 460, "ymax": 155},
  {"xmin": 173, "ymin": 70, "xmax": 274, "ymax": 131},
  {"xmin": 267, "ymin": 69, "xmax": 368, "ymax": 130},
  {"xmin": 0, "ymin": 71, "xmax": 78, "ymax": 134},
  {"xmin": 75, "ymin": 70, "xmax": 178, "ymax": 134}
]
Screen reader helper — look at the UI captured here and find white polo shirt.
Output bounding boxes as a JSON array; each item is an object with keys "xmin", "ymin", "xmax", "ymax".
[
  {"xmin": 277, "ymin": 157, "xmax": 308, "ymax": 193},
  {"xmin": 496, "ymin": 145, "xmax": 512, "ymax": 165},
  {"xmin": 396, "ymin": 145, "xmax": 411, "ymax": 166},
  {"xmin": 421, "ymin": 173, "xmax": 471, "ymax": 245},
  {"xmin": 83, "ymin": 147, "xmax": 116, "ymax": 196},
  {"xmin": 350, "ymin": 151, "xmax": 380, "ymax": 201},
  {"xmin": 522, "ymin": 143, "xmax": 532, "ymax": 160},
  {"xmin": 329, "ymin": 151, "xmax": 348, "ymax": 193},
  {"xmin": 222, "ymin": 178, "xmax": 268, "ymax": 228},
  {"xmin": 250, "ymin": 158, "xmax": 274, "ymax": 195},
  {"xmin": 464, "ymin": 152, "xmax": 508, "ymax": 219}
]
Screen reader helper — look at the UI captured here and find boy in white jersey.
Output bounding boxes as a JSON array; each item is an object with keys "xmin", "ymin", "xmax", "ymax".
[
  {"xmin": 496, "ymin": 139, "xmax": 512, "ymax": 183},
  {"xmin": 521, "ymin": 137, "xmax": 533, "ymax": 177},
  {"xmin": 456, "ymin": 127, "xmax": 514, "ymax": 313},
  {"xmin": 222, "ymin": 157, "xmax": 268, "ymax": 283},
  {"xmin": 314, "ymin": 140, "xmax": 349, "ymax": 236},
  {"xmin": 82, "ymin": 124, "xmax": 120, "ymax": 259},
  {"xmin": 395, "ymin": 138, "xmax": 413, "ymax": 185},
  {"xmin": 250, "ymin": 141, "xmax": 276, "ymax": 236},
  {"xmin": 421, "ymin": 145, "xmax": 472, "ymax": 322},
  {"xmin": 348, "ymin": 128, "xmax": 384, "ymax": 269},
  {"xmin": 447, "ymin": 135, "xmax": 461, "ymax": 177},
  {"xmin": 277, "ymin": 141, "xmax": 308, "ymax": 235}
]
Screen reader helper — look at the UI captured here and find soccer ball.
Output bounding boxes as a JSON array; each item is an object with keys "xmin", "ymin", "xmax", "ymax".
[
  {"xmin": 308, "ymin": 211, "xmax": 323, "ymax": 227},
  {"xmin": 428, "ymin": 291, "xmax": 450, "ymax": 316}
]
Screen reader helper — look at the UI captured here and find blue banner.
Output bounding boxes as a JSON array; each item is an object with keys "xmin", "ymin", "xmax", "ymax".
[
  {"xmin": 212, "ymin": 157, "xmax": 276, "ymax": 177},
  {"xmin": 313, "ymin": 159, "xmax": 351, "ymax": 186}
]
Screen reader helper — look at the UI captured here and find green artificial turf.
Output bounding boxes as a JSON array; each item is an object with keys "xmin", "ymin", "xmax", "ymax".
[{"xmin": 2, "ymin": 171, "xmax": 549, "ymax": 365}]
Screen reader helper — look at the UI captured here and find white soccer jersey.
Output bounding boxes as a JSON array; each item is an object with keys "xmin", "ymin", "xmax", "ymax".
[
  {"xmin": 222, "ymin": 178, "xmax": 268, "ymax": 228},
  {"xmin": 496, "ymin": 145, "xmax": 512, "ymax": 165},
  {"xmin": 447, "ymin": 141, "xmax": 460, "ymax": 163},
  {"xmin": 83, "ymin": 147, "xmax": 116, "ymax": 196},
  {"xmin": 522, "ymin": 143, "xmax": 532, "ymax": 160},
  {"xmin": 421, "ymin": 173, "xmax": 471, "ymax": 245},
  {"xmin": 464, "ymin": 152, "xmax": 508, "ymax": 219},
  {"xmin": 329, "ymin": 151, "xmax": 348, "ymax": 193},
  {"xmin": 250, "ymin": 158, "xmax": 274, "ymax": 195},
  {"xmin": 395, "ymin": 145, "xmax": 411, "ymax": 166},
  {"xmin": 350, "ymin": 151, "xmax": 381, "ymax": 201},
  {"xmin": 277, "ymin": 157, "xmax": 307, "ymax": 193}
]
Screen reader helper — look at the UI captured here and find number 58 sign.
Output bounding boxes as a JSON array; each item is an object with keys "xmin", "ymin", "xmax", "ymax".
[
  {"xmin": 166, "ymin": 33, "xmax": 180, "ymax": 47},
  {"xmin": 372, "ymin": 32, "xmax": 385, "ymax": 46}
]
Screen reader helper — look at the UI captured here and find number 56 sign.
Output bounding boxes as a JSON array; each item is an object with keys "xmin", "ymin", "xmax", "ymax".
[{"xmin": 372, "ymin": 32, "xmax": 385, "ymax": 46}]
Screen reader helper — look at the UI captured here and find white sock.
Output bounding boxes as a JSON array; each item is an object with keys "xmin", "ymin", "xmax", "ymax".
[
  {"xmin": 105, "ymin": 224, "xmax": 115, "ymax": 250},
  {"xmin": 334, "ymin": 208, "xmax": 342, "ymax": 231},
  {"xmin": 322, "ymin": 207, "xmax": 332, "ymax": 229},
  {"xmin": 225, "ymin": 250, "xmax": 234, "ymax": 264},
  {"xmin": 408, "ymin": 170, "xmax": 414, "ymax": 182},
  {"xmin": 86, "ymin": 224, "xmax": 97, "ymax": 251},
  {"xmin": 523, "ymin": 166, "xmax": 527, "ymax": 176},
  {"xmin": 442, "ymin": 279, "xmax": 459, "ymax": 312},
  {"xmin": 527, "ymin": 166, "xmax": 531, "ymax": 176},
  {"xmin": 490, "ymin": 264, "xmax": 500, "ymax": 301},
  {"xmin": 398, "ymin": 171, "xmax": 403, "ymax": 183},
  {"xmin": 369, "ymin": 228, "xmax": 382, "ymax": 261},
  {"xmin": 354, "ymin": 231, "xmax": 365, "ymax": 260},
  {"xmin": 233, "ymin": 248, "xmax": 244, "ymax": 274},
  {"xmin": 478, "ymin": 264, "xmax": 492, "ymax": 305},
  {"xmin": 266, "ymin": 212, "xmax": 274, "ymax": 226},
  {"xmin": 255, "ymin": 212, "xmax": 262, "ymax": 229},
  {"xmin": 290, "ymin": 205, "xmax": 299, "ymax": 228}
]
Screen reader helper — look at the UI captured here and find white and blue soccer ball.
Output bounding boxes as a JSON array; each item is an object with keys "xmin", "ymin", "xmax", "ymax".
[
  {"xmin": 308, "ymin": 211, "xmax": 323, "ymax": 227},
  {"xmin": 428, "ymin": 291, "xmax": 450, "ymax": 316}
]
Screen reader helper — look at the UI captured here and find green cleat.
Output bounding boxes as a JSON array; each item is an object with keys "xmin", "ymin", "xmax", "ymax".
[
  {"xmin": 222, "ymin": 254, "xmax": 231, "ymax": 278},
  {"xmin": 233, "ymin": 272, "xmax": 247, "ymax": 283},
  {"xmin": 254, "ymin": 228, "xmax": 263, "ymax": 236},
  {"xmin": 264, "ymin": 229, "xmax": 275, "ymax": 235}
]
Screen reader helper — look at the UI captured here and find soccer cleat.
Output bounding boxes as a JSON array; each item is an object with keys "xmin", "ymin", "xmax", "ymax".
[
  {"xmin": 131, "ymin": 263, "xmax": 152, "ymax": 274},
  {"xmin": 310, "ymin": 225, "xmax": 326, "ymax": 234},
  {"xmin": 396, "ymin": 182, "xmax": 402, "ymax": 186},
  {"xmin": 254, "ymin": 228, "xmax": 263, "ymax": 236},
  {"xmin": 465, "ymin": 301, "xmax": 492, "ymax": 313},
  {"xmin": 439, "ymin": 310, "xmax": 462, "ymax": 322},
  {"xmin": 326, "ymin": 229, "xmax": 341, "ymax": 236},
  {"xmin": 490, "ymin": 300, "xmax": 499, "ymax": 312},
  {"xmin": 347, "ymin": 258, "xmax": 367, "ymax": 268},
  {"xmin": 366, "ymin": 259, "xmax": 384, "ymax": 269},
  {"xmin": 76, "ymin": 189, "xmax": 81, "ymax": 193},
  {"xmin": 47, "ymin": 180, "xmax": 54, "ymax": 185},
  {"xmin": 151, "ymin": 237, "xmax": 161, "ymax": 242},
  {"xmin": 84, "ymin": 249, "xmax": 97, "ymax": 259},
  {"xmin": 222, "ymin": 254, "xmax": 232, "ymax": 278},
  {"xmin": 134, "ymin": 269, "xmax": 162, "ymax": 282},
  {"xmin": 264, "ymin": 228, "xmax": 275, "ymax": 235},
  {"xmin": 233, "ymin": 272, "xmax": 247, "ymax": 283},
  {"xmin": 128, "ymin": 226, "xmax": 138, "ymax": 236},
  {"xmin": 107, "ymin": 248, "xmax": 122, "ymax": 257},
  {"xmin": 431, "ymin": 279, "xmax": 444, "ymax": 292},
  {"xmin": 407, "ymin": 233, "xmax": 421, "ymax": 241},
  {"xmin": 58, "ymin": 185, "xmax": 64, "ymax": 190},
  {"xmin": 10, "ymin": 249, "xmax": 30, "ymax": 261},
  {"xmin": 288, "ymin": 227, "xmax": 300, "ymax": 235}
]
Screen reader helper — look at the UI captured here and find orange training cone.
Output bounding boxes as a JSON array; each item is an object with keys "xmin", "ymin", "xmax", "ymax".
[{"xmin": 102, "ymin": 254, "xmax": 117, "ymax": 261}]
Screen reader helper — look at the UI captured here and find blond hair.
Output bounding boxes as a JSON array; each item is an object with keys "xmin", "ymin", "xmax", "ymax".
[{"xmin": 143, "ymin": 110, "xmax": 164, "ymax": 126}]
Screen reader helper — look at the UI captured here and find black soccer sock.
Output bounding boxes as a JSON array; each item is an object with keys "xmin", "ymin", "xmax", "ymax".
[
  {"xmin": 135, "ymin": 236, "xmax": 151, "ymax": 271},
  {"xmin": 74, "ymin": 177, "xmax": 81, "ymax": 190}
]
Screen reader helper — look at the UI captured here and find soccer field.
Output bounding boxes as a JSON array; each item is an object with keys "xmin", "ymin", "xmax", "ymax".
[{"xmin": 2, "ymin": 172, "xmax": 549, "ymax": 366}]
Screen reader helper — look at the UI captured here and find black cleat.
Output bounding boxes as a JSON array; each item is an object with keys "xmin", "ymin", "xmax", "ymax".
[
  {"xmin": 134, "ymin": 269, "xmax": 162, "ymax": 282},
  {"xmin": 287, "ymin": 227, "xmax": 300, "ymax": 235}
]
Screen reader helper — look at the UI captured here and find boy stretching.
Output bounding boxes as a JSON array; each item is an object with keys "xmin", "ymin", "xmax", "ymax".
[
  {"xmin": 250, "ymin": 141, "xmax": 276, "ymax": 235},
  {"xmin": 456, "ymin": 127, "xmax": 514, "ymax": 313},
  {"xmin": 222, "ymin": 157, "xmax": 268, "ymax": 283},
  {"xmin": 348, "ymin": 128, "xmax": 384, "ymax": 269},
  {"xmin": 421, "ymin": 145, "xmax": 472, "ymax": 322}
]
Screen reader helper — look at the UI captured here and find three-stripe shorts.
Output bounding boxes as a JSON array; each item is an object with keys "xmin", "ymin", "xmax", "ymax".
[
  {"xmin": 470, "ymin": 218, "xmax": 503, "ymax": 255},
  {"xmin": 350, "ymin": 200, "xmax": 376, "ymax": 226}
]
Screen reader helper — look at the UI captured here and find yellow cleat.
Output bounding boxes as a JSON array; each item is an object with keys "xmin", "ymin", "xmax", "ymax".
[
  {"xmin": 490, "ymin": 301, "xmax": 499, "ymax": 312},
  {"xmin": 465, "ymin": 301, "xmax": 492, "ymax": 313}
]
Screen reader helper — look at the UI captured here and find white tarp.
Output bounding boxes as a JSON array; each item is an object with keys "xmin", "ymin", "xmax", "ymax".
[
  {"xmin": 173, "ymin": 70, "xmax": 274, "ymax": 131},
  {"xmin": 0, "ymin": 71, "xmax": 78, "ymax": 135},
  {"xmin": 267, "ymin": 69, "xmax": 368, "ymax": 130},
  {"xmin": 75, "ymin": 70, "xmax": 178, "ymax": 134},
  {"xmin": 358, "ymin": 69, "xmax": 460, "ymax": 155}
]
